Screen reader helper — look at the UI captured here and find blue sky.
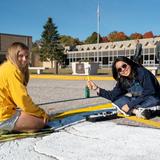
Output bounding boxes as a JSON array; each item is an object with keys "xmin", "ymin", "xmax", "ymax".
[{"xmin": 0, "ymin": 0, "xmax": 160, "ymax": 42}]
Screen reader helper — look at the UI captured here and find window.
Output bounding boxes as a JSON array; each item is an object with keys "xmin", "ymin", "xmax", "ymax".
[
  {"xmin": 130, "ymin": 50, "xmax": 134, "ymax": 54},
  {"xmin": 103, "ymin": 51, "xmax": 108, "ymax": 56},
  {"xmin": 150, "ymin": 54, "xmax": 154, "ymax": 60},
  {"xmin": 89, "ymin": 52, "xmax": 94, "ymax": 57},
  {"xmin": 144, "ymin": 48, "xmax": 148, "ymax": 53},
  {"xmin": 149, "ymin": 48, "xmax": 154, "ymax": 53},
  {"xmin": 102, "ymin": 57, "xmax": 108, "ymax": 64},
  {"xmin": 144, "ymin": 55, "xmax": 148, "ymax": 60},
  {"xmin": 89, "ymin": 58, "xmax": 94, "ymax": 62},
  {"xmin": 126, "ymin": 50, "xmax": 129, "ymax": 54}
]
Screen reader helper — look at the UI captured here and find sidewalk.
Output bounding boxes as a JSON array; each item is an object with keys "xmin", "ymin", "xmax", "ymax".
[{"xmin": 0, "ymin": 78, "xmax": 160, "ymax": 160}]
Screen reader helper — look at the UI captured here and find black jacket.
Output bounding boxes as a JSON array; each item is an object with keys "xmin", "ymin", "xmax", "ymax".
[{"xmin": 98, "ymin": 67, "xmax": 160, "ymax": 108}]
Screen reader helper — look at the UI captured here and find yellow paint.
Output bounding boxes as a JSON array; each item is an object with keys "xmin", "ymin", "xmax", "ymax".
[
  {"xmin": 118, "ymin": 114, "xmax": 160, "ymax": 129},
  {"xmin": 87, "ymin": 75, "xmax": 90, "ymax": 81},
  {"xmin": 30, "ymin": 74, "xmax": 160, "ymax": 81},
  {"xmin": 30, "ymin": 75, "xmax": 114, "ymax": 81}
]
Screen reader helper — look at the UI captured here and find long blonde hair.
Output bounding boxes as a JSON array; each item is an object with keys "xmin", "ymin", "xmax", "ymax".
[{"xmin": 7, "ymin": 42, "xmax": 30, "ymax": 86}]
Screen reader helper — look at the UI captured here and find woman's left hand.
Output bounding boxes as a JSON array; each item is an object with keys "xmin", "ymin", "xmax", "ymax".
[{"xmin": 87, "ymin": 80, "xmax": 98, "ymax": 90}]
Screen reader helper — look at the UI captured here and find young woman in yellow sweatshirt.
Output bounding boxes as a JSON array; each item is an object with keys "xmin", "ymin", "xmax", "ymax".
[{"xmin": 0, "ymin": 42, "xmax": 49, "ymax": 133}]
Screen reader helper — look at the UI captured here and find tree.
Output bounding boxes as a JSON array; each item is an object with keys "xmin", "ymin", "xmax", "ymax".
[
  {"xmin": 143, "ymin": 31, "xmax": 154, "ymax": 38},
  {"xmin": 129, "ymin": 32, "xmax": 143, "ymax": 40},
  {"xmin": 31, "ymin": 42, "xmax": 42, "ymax": 67},
  {"xmin": 102, "ymin": 36, "xmax": 109, "ymax": 43},
  {"xmin": 84, "ymin": 32, "xmax": 103, "ymax": 44},
  {"xmin": 40, "ymin": 17, "xmax": 64, "ymax": 74},
  {"xmin": 60, "ymin": 35, "xmax": 82, "ymax": 46},
  {"xmin": 32, "ymin": 42, "xmax": 40, "ymax": 53},
  {"xmin": 107, "ymin": 31, "xmax": 128, "ymax": 42}
]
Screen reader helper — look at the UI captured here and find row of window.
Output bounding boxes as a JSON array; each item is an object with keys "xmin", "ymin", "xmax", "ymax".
[
  {"xmin": 68, "ymin": 48, "xmax": 155, "ymax": 58},
  {"xmin": 67, "ymin": 48, "xmax": 157, "ymax": 67}
]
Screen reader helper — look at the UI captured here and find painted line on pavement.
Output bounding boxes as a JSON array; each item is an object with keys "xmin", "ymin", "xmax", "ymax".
[
  {"xmin": 118, "ymin": 114, "xmax": 160, "ymax": 129},
  {"xmin": 30, "ymin": 74, "xmax": 114, "ymax": 80},
  {"xmin": 30, "ymin": 74, "xmax": 160, "ymax": 81}
]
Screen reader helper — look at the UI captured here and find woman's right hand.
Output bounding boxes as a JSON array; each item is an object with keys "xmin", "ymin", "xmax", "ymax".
[{"xmin": 87, "ymin": 80, "xmax": 98, "ymax": 90}]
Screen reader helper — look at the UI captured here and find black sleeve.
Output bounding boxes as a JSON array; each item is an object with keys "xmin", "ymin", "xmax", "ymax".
[{"xmin": 98, "ymin": 82, "xmax": 127, "ymax": 101}]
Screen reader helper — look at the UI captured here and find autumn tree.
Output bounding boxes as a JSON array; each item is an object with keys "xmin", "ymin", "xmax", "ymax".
[
  {"xmin": 129, "ymin": 32, "xmax": 143, "ymax": 40},
  {"xmin": 107, "ymin": 31, "xmax": 128, "ymax": 42},
  {"xmin": 102, "ymin": 36, "xmax": 109, "ymax": 43},
  {"xmin": 143, "ymin": 31, "xmax": 154, "ymax": 38}
]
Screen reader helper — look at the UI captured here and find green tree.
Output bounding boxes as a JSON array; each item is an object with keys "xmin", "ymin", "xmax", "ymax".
[
  {"xmin": 84, "ymin": 32, "xmax": 102, "ymax": 44},
  {"xmin": 40, "ymin": 17, "xmax": 64, "ymax": 74},
  {"xmin": 32, "ymin": 41, "xmax": 40, "ymax": 53},
  {"xmin": 60, "ymin": 35, "xmax": 82, "ymax": 46},
  {"xmin": 31, "ymin": 42, "xmax": 43, "ymax": 67}
]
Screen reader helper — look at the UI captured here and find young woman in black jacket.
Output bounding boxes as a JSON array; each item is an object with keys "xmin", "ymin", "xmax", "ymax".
[{"xmin": 88, "ymin": 56, "xmax": 160, "ymax": 119}]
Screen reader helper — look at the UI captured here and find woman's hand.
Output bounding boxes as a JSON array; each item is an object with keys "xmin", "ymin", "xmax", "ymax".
[{"xmin": 87, "ymin": 80, "xmax": 98, "ymax": 90}]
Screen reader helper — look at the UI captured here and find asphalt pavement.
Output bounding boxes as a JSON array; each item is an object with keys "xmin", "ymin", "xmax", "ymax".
[{"xmin": 0, "ymin": 77, "xmax": 160, "ymax": 160}]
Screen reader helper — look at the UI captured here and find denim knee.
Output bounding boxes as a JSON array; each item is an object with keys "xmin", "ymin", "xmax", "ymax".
[{"xmin": 113, "ymin": 96, "xmax": 131, "ymax": 108}]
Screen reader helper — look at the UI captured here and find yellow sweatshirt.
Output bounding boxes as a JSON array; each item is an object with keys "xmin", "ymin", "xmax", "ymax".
[{"xmin": 0, "ymin": 61, "xmax": 49, "ymax": 122}]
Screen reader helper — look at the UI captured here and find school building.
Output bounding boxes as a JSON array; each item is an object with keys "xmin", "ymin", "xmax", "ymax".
[
  {"xmin": 65, "ymin": 37, "xmax": 160, "ymax": 68},
  {"xmin": 1, "ymin": 33, "xmax": 160, "ymax": 69},
  {"xmin": 0, "ymin": 33, "xmax": 32, "ymax": 64}
]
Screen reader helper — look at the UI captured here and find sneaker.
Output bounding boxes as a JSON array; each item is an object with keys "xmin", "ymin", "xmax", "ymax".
[
  {"xmin": 135, "ymin": 108, "xmax": 151, "ymax": 119},
  {"xmin": 146, "ymin": 105, "xmax": 160, "ymax": 111}
]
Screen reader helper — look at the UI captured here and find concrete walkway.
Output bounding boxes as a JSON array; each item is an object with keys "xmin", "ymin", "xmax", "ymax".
[
  {"xmin": 1, "ymin": 120, "xmax": 160, "ymax": 160},
  {"xmin": 0, "ymin": 77, "xmax": 160, "ymax": 160}
]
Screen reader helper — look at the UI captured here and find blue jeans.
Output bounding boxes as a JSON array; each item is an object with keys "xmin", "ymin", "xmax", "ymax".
[{"xmin": 113, "ymin": 95, "xmax": 160, "ymax": 109}]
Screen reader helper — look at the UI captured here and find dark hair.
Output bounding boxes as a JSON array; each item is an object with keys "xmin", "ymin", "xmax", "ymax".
[{"xmin": 112, "ymin": 56, "xmax": 140, "ymax": 81}]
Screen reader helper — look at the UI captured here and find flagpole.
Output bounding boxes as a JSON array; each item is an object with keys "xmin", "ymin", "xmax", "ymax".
[
  {"xmin": 97, "ymin": 1, "xmax": 100, "ymax": 45},
  {"xmin": 97, "ymin": 0, "xmax": 100, "ymax": 63}
]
